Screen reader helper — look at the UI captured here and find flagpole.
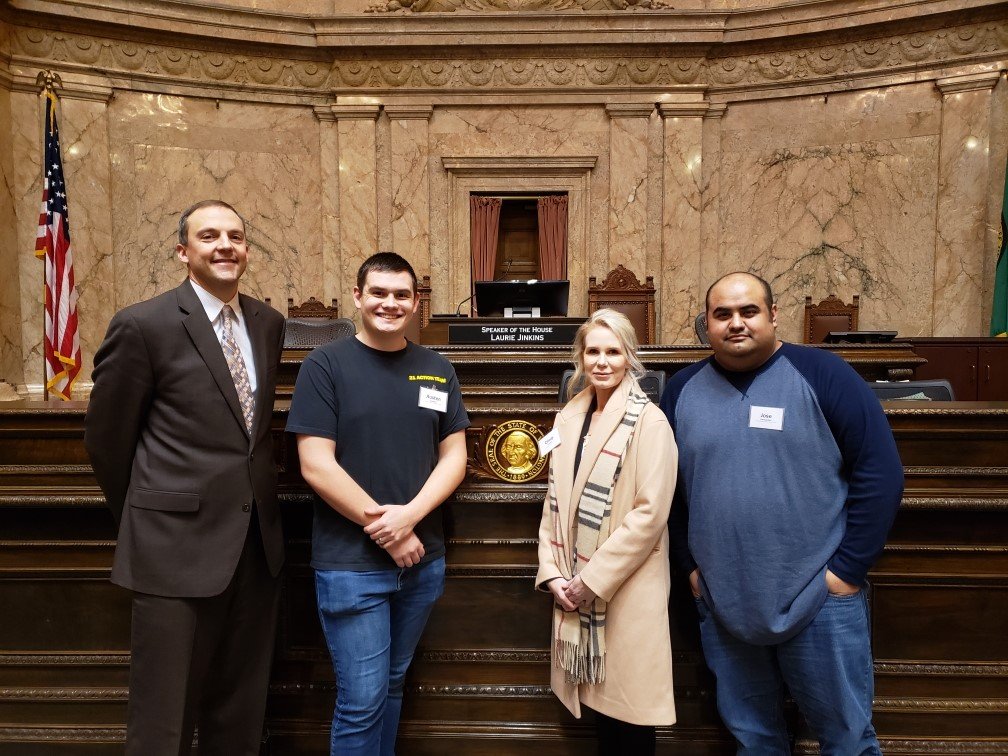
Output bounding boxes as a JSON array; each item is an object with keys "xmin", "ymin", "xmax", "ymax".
[{"xmin": 35, "ymin": 70, "xmax": 61, "ymax": 400}]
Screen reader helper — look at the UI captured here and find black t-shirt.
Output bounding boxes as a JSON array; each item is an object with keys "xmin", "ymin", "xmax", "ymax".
[{"xmin": 286, "ymin": 337, "xmax": 470, "ymax": 570}]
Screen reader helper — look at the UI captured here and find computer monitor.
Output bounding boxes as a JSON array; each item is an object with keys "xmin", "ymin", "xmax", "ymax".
[
  {"xmin": 823, "ymin": 330, "xmax": 897, "ymax": 344},
  {"xmin": 474, "ymin": 280, "xmax": 570, "ymax": 318}
]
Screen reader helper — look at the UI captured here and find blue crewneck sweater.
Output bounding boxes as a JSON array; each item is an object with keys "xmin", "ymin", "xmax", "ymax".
[{"xmin": 660, "ymin": 343, "xmax": 903, "ymax": 644}]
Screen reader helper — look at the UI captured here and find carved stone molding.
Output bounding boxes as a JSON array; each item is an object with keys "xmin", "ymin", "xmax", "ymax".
[
  {"xmin": 441, "ymin": 155, "xmax": 597, "ymax": 176},
  {"xmin": 384, "ymin": 103, "xmax": 434, "ymax": 119},
  {"xmin": 9, "ymin": 19, "xmax": 1007, "ymax": 100},
  {"xmin": 330, "ymin": 103, "xmax": 381, "ymax": 120},
  {"xmin": 935, "ymin": 70, "xmax": 1002, "ymax": 94},
  {"xmin": 605, "ymin": 102, "xmax": 655, "ymax": 118},
  {"xmin": 366, "ymin": 0, "xmax": 671, "ymax": 13},
  {"xmin": 659, "ymin": 101, "xmax": 709, "ymax": 118},
  {"xmin": 9, "ymin": 71, "xmax": 112, "ymax": 102}
]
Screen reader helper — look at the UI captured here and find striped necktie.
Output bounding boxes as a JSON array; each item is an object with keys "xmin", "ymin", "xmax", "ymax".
[{"xmin": 220, "ymin": 305, "xmax": 254, "ymax": 434}]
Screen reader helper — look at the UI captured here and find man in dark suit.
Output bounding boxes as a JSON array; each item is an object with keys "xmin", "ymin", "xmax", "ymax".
[{"xmin": 85, "ymin": 200, "xmax": 286, "ymax": 756}]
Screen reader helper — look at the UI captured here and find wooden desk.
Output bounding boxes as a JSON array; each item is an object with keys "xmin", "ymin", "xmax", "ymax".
[{"xmin": 0, "ymin": 400, "xmax": 1003, "ymax": 754}]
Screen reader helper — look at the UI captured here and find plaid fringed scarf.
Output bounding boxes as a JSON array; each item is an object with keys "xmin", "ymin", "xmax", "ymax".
[{"xmin": 547, "ymin": 381, "xmax": 650, "ymax": 685}]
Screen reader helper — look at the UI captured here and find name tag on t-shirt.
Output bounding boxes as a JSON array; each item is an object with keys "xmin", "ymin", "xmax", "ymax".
[
  {"xmin": 749, "ymin": 405, "xmax": 784, "ymax": 431},
  {"xmin": 538, "ymin": 427, "xmax": 561, "ymax": 456},
  {"xmin": 418, "ymin": 386, "xmax": 448, "ymax": 413}
]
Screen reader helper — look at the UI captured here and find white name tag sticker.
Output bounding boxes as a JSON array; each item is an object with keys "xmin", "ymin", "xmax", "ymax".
[
  {"xmin": 418, "ymin": 386, "xmax": 448, "ymax": 413},
  {"xmin": 749, "ymin": 405, "xmax": 784, "ymax": 431},
  {"xmin": 538, "ymin": 428, "xmax": 561, "ymax": 456}
]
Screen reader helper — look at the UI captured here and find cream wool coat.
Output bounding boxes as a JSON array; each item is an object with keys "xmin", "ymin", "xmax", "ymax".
[{"xmin": 536, "ymin": 375, "xmax": 678, "ymax": 726}]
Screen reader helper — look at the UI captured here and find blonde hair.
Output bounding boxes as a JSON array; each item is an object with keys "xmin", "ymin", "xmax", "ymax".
[{"xmin": 568, "ymin": 309, "xmax": 645, "ymax": 400}]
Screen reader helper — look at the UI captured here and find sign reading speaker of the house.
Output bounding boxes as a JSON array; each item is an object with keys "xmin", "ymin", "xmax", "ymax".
[{"xmin": 449, "ymin": 323, "xmax": 580, "ymax": 345}]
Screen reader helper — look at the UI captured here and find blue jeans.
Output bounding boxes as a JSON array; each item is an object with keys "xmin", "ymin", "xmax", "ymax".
[
  {"xmin": 697, "ymin": 591, "xmax": 880, "ymax": 755},
  {"xmin": 315, "ymin": 557, "xmax": 445, "ymax": 756}
]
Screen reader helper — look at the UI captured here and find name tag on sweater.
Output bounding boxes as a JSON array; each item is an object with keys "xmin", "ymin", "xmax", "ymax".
[
  {"xmin": 538, "ymin": 428, "xmax": 561, "ymax": 456},
  {"xmin": 749, "ymin": 405, "xmax": 784, "ymax": 431}
]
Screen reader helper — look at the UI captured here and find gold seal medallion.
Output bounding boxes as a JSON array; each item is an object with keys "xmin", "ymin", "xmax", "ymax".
[{"xmin": 485, "ymin": 420, "xmax": 547, "ymax": 482}]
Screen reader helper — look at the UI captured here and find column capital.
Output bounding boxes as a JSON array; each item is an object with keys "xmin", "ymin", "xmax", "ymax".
[
  {"xmin": 605, "ymin": 103, "xmax": 655, "ymax": 119},
  {"xmin": 659, "ymin": 102, "xmax": 710, "ymax": 119},
  {"xmin": 329, "ymin": 104, "xmax": 382, "ymax": 120},
  {"xmin": 703, "ymin": 103, "xmax": 728, "ymax": 120},
  {"xmin": 12, "ymin": 71, "xmax": 113, "ymax": 103},
  {"xmin": 384, "ymin": 104, "xmax": 434, "ymax": 120},
  {"xmin": 935, "ymin": 71, "xmax": 1001, "ymax": 96}
]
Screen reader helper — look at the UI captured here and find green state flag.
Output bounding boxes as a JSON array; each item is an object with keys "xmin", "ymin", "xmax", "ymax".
[{"xmin": 992, "ymin": 159, "xmax": 1008, "ymax": 337}]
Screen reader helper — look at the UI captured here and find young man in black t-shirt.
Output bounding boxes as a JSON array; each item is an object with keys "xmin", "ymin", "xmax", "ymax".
[{"xmin": 287, "ymin": 253, "xmax": 469, "ymax": 756}]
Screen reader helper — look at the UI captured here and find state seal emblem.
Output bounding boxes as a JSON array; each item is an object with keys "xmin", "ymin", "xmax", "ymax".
[{"xmin": 485, "ymin": 420, "xmax": 547, "ymax": 482}]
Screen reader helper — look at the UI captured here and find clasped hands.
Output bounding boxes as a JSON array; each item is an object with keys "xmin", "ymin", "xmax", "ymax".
[
  {"xmin": 548, "ymin": 575, "xmax": 597, "ymax": 612},
  {"xmin": 364, "ymin": 504, "xmax": 424, "ymax": 568}
]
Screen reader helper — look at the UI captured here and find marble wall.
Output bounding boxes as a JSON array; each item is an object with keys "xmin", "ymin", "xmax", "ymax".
[{"xmin": 1, "ymin": 1, "xmax": 1006, "ymax": 393}]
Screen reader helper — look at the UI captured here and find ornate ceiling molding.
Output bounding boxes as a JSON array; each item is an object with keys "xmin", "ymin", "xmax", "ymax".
[
  {"xmin": 6, "ymin": 13, "xmax": 1007, "ymax": 100},
  {"xmin": 365, "ymin": 0, "xmax": 670, "ymax": 13}
]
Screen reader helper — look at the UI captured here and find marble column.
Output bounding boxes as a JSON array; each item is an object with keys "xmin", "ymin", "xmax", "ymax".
[
  {"xmin": 605, "ymin": 103, "xmax": 653, "ymax": 282},
  {"xmin": 983, "ymin": 72, "xmax": 1008, "ymax": 331},
  {"xmin": 386, "ymin": 105, "xmax": 433, "ymax": 279},
  {"xmin": 331, "ymin": 104, "xmax": 380, "ymax": 312},
  {"xmin": 315, "ymin": 105, "xmax": 343, "ymax": 309},
  {"xmin": 12, "ymin": 77, "xmax": 114, "ymax": 396},
  {"xmin": 933, "ymin": 72, "xmax": 1000, "ymax": 336},
  {"xmin": 659, "ymin": 102, "xmax": 707, "ymax": 344},
  {"xmin": 0, "ymin": 83, "xmax": 20, "ymax": 387},
  {"xmin": 699, "ymin": 104, "xmax": 727, "ymax": 299}
]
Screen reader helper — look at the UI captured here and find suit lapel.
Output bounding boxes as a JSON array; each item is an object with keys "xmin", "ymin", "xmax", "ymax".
[
  {"xmin": 177, "ymin": 281, "xmax": 249, "ymax": 439},
  {"xmin": 567, "ymin": 377, "xmax": 632, "ymax": 531},
  {"xmin": 241, "ymin": 293, "xmax": 271, "ymax": 440}
]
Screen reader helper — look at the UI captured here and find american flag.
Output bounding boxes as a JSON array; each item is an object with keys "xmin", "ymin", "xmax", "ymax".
[{"xmin": 34, "ymin": 90, "xmax": 80, "ymax": 400}]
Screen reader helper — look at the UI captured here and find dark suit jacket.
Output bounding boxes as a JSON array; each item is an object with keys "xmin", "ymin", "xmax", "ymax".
[{"xmin": 85, "ymin": 280, "xmax": 286, "ymax": 598}]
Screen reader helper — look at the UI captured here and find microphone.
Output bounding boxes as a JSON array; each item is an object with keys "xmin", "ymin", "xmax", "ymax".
[
  {"xmin": 455, "ymin": 260, "xmax": 512, "ymax": 315},
  {"xmin": 496, "ymin": 258, "xmax": 513, "ymax": 281}
]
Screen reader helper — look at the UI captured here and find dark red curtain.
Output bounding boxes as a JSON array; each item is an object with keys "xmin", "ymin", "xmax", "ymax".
[
  {"xmin": 537, "ymin": 195, "xmax": 568, "ymax": 280},
  {"xmin": 470, "ymin": 196, "xmax": 502, "ymax": 315}
]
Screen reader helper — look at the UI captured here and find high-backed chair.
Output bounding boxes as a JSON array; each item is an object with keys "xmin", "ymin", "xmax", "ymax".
[
  {"xmin": 588, "ymin": 265, "xmax": 656, "ymax": 345},
  {"xmin": 558, "ymin": 369, "xmax": 666, "ymax": 404},
  {"xmin": 280, "ymin": 297, "xmax": 355, "ymax": 349},
  {"xmin": 406, "ymin": 275, "xmax": 432, "ymax": 344},
  {"xmin": 803, "ymin": 294, "xmax": 860, "ymax": 344},
  {"xmin": 869, "ymin": 380, "xmax": 955, "ymax": 401},
  {"xmin": 694, "ymin": 312, "xmax": 710, "ymax": 346}
]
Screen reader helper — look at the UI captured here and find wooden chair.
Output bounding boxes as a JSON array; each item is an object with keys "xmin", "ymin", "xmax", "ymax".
[
  {"xmin": 278, "ymin": 297, "xmax": 355, "ymax": 349},
  {"xmin": 588, "ymin": 265, "xmax": 656, "ymax": 345},
  {"xmin": 405, "ymin": 275, "xmax": 432, "ymax": 344},
  {"xmin": 287, "ymin": 296, "xmax": 340, "ymax": 319},
  {"xmin": 694, "ymin": 312, "xmax": 709, "ymax": 346},
  {"xmin": 803, "ymin": 294, "xmax": 860, "ymax": 344}
]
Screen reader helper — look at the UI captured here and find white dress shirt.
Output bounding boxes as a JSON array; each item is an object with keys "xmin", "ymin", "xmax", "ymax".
[{"xmin": 189, "ymin": 279, "xmax": 258, "ymax": 394}]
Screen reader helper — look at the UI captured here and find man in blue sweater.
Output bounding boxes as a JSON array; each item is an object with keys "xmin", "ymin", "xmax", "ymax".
[{"xmin": 660, "ymin": 272, "xmax": 903, "ymax": 754}]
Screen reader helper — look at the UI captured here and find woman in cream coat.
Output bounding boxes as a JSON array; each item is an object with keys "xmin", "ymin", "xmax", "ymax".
[{"xmin": 536, "ymin": 309, "xmax": 677, "ymax": 754}]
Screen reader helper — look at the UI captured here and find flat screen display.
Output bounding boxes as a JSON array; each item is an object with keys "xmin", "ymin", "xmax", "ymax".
[{"xmin": 474, "ymin": 280, "xmax": 570, "ymax": 317}]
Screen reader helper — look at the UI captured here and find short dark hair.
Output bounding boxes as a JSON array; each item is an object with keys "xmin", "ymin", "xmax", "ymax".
[
  {"xmin": 705, "ymin": 272, "xmax": 774, "ymax": 311},
  {"xmin": 356, "ymin": 252, "xmax": 418, "ymax": 294},
  {"xmin": 177, "ymin": 200, "xmax": 245, "ymax": 246}
]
